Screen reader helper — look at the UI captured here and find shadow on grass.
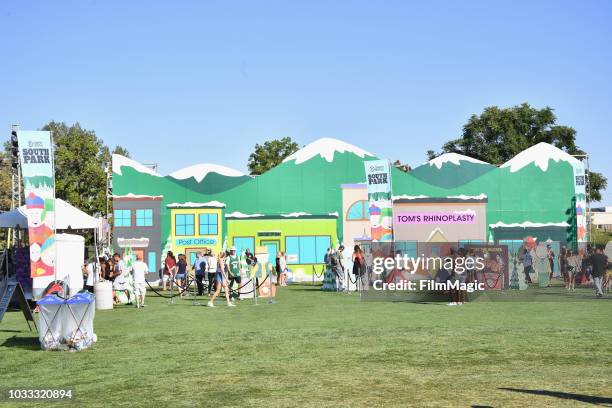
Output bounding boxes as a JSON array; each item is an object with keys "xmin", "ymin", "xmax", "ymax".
[
  {"xmin": 500, "ymin": 388, "xmax": 612, "ymax": 406},
  {"xmin": 0, "ymin": 335, "xmax": 40, "ymax": 350}
]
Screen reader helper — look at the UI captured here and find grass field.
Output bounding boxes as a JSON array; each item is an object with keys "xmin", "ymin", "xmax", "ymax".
[{"xmin": 0, "ymin": 284, "xmax": 611, "ymax": 407}]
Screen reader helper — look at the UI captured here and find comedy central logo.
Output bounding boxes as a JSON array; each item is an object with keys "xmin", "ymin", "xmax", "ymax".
[{"xmin": 369, "ymin": 165, "xmax": 385, "ymax": 172}]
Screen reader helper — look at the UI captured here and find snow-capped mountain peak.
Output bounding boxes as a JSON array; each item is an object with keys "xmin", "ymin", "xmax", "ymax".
[
  {"xmin": 169, "ymin": 164, "xmax": 246, "ymax": 183},
  {"xmin": 112, "ymin": 154, "xmax": 162, "ymax": 177},
  {"xmin": 500, "ymin": 142, "xmax": 580, "ymax": 172},
  {"xmin": 282, "ymin": 138, "xmax": 374, "ymax": 165},
  {"xmin": 426, "ymin": 153, "xmax": 488, "ymax": 169}
]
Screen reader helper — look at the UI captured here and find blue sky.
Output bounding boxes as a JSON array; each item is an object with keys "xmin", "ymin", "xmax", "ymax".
[{"xmin": 1, "ymin": 0, "xmax": 611, "ymax": 203}]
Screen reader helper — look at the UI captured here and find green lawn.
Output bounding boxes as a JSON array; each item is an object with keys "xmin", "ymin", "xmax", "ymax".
[{"xmin": 0, "ymin": 284, "xmax": 611, "ymax": 408}]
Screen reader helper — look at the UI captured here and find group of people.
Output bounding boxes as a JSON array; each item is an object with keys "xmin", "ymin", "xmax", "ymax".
[
  {"xmin": 162, "ymin": 246, "xmax": 288, "ymax": 307},
  {"xmin": 82, "ymin": 252, "xmax": 149, "ymax": 308},
  {"xmin": 559, "ymin": 245, "xmax": 610, "ymax": 296}
]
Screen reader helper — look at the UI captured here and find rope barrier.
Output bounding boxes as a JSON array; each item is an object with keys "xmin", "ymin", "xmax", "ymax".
[{"xmin": 144, "ymin": 273, "xmax": 270, "ymax": 300}]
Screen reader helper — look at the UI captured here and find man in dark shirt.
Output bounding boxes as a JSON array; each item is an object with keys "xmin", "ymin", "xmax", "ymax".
[{"xmin": 589, "ymin": 247, "xmax": 608, "ymax": 298}]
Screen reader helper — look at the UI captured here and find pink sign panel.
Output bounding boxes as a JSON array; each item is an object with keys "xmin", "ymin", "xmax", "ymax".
[{"xmin": 395, "ymin": 211, "xmax": 476, "ymax": 224}]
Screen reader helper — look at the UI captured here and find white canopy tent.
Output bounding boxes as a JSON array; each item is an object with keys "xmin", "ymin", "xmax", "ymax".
[
  {"xmin": 0, "ymin": 199, "xmax": 101, "ymax": 299},
  {"xmin": 0, "ymin": 198, "xmax": 99, "ymax": 230}
]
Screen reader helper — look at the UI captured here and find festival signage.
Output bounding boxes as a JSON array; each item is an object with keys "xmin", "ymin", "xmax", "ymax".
[
  {"xmin": 364, "ymin": 160, "xmax": 393, "ymax": 242},
  {"xmin": 395, "ymin": 211, "xmax": 476, "ymax": 224},
  {"xmin": 16, "ymin": 131, "xmax": 56, "ymax": 279},
  {"xmin": 572, "ymin": 160, "xmax": 587, "ymax": 245},
  {"xmin": 174, "ymin": 237, "xmax": 218, "ymax": 247}
]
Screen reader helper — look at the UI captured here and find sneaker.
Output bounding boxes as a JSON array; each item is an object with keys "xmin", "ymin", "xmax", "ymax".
[
  {"xmin": 207, "ymin": 301, "xmax": 215, "ymax": 307},
  {"xmin": 267, "ymin": 299, "xmax": 276, "ymax": 304},
  {"xmin": 447, "ymin": 302, "xmax": 457, "ymax": 306},
  {"xmin": 227, "ymin": 303, "xmax": 236, "ymax": 307}
]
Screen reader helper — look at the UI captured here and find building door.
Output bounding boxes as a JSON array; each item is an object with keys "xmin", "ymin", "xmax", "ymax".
[
  {"xmin": 185, "ymin": 249, "xmax": 202, "ymax": 271},
  {"xmin": 260, "ymin": 240, "xmax": 279, "ymax": 264}
]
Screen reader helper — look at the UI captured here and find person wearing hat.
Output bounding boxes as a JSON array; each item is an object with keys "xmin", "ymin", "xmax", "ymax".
[{"xmin": 225, "ymin": 246, "xmax": 242, "ymax": 300}]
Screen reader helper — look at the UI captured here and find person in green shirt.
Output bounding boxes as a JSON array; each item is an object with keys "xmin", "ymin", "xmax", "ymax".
[{"xmin": 225, "ymin": 246, "xmax": 242, "ymax": 300}]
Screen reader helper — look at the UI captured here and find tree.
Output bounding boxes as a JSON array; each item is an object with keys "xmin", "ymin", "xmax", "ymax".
[
  {"xmin": 0, "ymin": 150, "xmax": 12, "ymax": 211},
  {"xmin": 429, "ymin": 103, "xmax": 607, "ymax": 202},
  {"xmin": 112, "ymin": 145, "xmax": 130, "ymax": 158},
  {"xmin": 247, "ymin": 137, "xmax": 299, "ymax": 175}
]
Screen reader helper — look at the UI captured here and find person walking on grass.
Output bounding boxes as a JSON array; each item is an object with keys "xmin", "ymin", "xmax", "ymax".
[
  {"xmin": 175, "ymin": 254, "xmax": 188, "ymax": 297},
  {"xmin": 205, "ymin": 248, "xmax": 217, "ymax": 296},
  {"xmin": 193, "ymin": 251, "xmax": 207, "ymax": 296},
  {"xmin": 163, "ymin": 251, "xmax": 176, "ymax": 291},
  {"xmin": 566, "ymin": 250, "xmax": 580, "ymax": 292},
  {"xmin": 131, "ymin": 253, "xmax": 149, "ymax": 308},
  {"xmin": 208, "ymin": 251, "xmax": 235, "ymax": 307},
  {"xmin": 226, "ymin": 247, "xmax": 242, "ymax": 300},
  {"xmin": 589, "ymin": 247, "xmax": 608, "ymax": 298}
]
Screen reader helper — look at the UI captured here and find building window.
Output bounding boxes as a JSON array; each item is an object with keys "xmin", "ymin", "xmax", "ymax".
[
  {"xmin": 394, "ymin": 241, "xmax": 417, "ymax": 257},
  {"xmin": 199, "ymin": 213, "xmax": 218, "ymax": 235},
  {"xmin": 233, "ymin": 237, "xmax": 255, "ymax": 255},
  {"xmin": 175, "ymin": 214, "xmax": 195, "ymax": 236},
  {"xmin": 114, "ymin": 209, "xmax": 131, "ymax": 227},
  {"xmin": 347, "ymin": 200, "xmax": 370, "ymax": 221},
  {"xmin": 285, "ymin": 236, "xmax": 331, "ymax": 264},
  {"xmin": 148, "ymin": 251, "xmax": 156, "ymax": 273},
  {"xmin": 136, "ymin": 209, "xmax": 153, "ymax": 227}
]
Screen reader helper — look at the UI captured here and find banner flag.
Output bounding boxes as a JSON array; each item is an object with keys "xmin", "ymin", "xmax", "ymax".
[
  {"xmin": 364, "ymin": 160, "xmax": 393, "ymax": 242},
  {"xmin": 16, "ymin": 131, "xmax": 56, "ymax": 278},
  {"xmin": 572, "ymin": 160, "xmax": 587, "ymax": 245}
]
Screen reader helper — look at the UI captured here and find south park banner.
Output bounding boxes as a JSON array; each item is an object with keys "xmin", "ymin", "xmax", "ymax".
[
  {"xmin": 17, "ymin": 131, "xmax": 56, "ymax": 279},
  {"xmin": 572, "ymin": 160, "xmax": 587, "ymax": 245},
  {"xmin": 364, "ymin": 159, "xmax": 393, "ymax": 242}
]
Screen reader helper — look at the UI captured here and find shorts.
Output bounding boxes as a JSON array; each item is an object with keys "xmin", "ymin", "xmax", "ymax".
[
  {"xmin": 175, "ymin": 273, "xmax": 186, "ymax": 280},
  {"xmin": 229, "ymin": 275, "xmax": 242, "ymax": 284},
  {"xmin": 215, "ymin": 272, "xmax": 225, "ymax": 284},
  {"xmin": 134, "ymin": 283, "xmax": 146, "ymax": 296},
  {"xmin": 162, "ymin": 275, "xmax": 170, "ymax": 282}
]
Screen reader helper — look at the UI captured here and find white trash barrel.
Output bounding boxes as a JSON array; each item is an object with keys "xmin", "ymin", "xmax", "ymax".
[{"xmin": 95, "ymin": 281, "xmax": 113, "ymax": 310}]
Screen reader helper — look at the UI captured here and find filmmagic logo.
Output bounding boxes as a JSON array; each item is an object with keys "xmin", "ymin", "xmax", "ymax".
[{"xmin": 371, "ymin": 254, "xmax": 487, "ymax": 292}]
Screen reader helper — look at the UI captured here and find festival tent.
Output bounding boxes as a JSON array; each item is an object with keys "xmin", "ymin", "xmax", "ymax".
[{"xmin": 0, "ymin": 198, "xmax": 98, "ymax": 230}]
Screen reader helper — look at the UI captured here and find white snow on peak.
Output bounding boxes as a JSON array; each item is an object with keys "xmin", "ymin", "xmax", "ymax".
[
  {"xmin": 282, "ymin": 138, "xmax": 374, "ymax": 165},
  {"xmin": 426, "ymin": 153, "xmax": 488, "ymax": 169},
  {"xmin": 112, "ymin": 154, "xmax": 162, "ymax": 177},
  {"xmin": 169, "ymin": 164, "xmax": 246, "ymax": 183},
  {"xmin": 281, "ymin": 212, "xmax": 312, "ymax": 217},
  {"xmin": 225, "ymin": 212, "xmax": 265, "ymax": 218},
  {"xmin": 500, "ymin": 142, "xmax": 580, "ymax": 172},
  {"xmin": 112, "ymin": 193, "xmax": 163, "ymax": 199},
  {"xmin": 447, "ymin": 194, "xmax": 488, "ymax": 200},
  {"xmin": 166, "ymin": 201, "xmax": 226, "ymax": 208},
  {"xmin": 392, "ymin": 195, "xmax": 430, "ymax": 200}
]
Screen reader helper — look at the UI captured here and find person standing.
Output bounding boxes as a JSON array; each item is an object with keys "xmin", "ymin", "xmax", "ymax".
[
  {"xmin": 175, "ymin": 254, "xmax": 188, "ymax": 297},
  {"xmin": 226, "ymin": 247, "xmax": 242, "ymax": 300},
  {"xmin": 331, "ymin": 246, "xmax": 345, "ymax": 291},
  {"xmin": 522, "ymin": 244, "xmax": 533, "ymax": 284},
  {"xmin": 131, "ymin": 254, "xmax": 149, "ymax": 308},
  {"xmin": 547, "ymin": 245, "xmax": 555, "ymax": 282},
  {"xmin": 205, "ymin": 249, "xmax": 217, "ymax": 296},
  {"xmin": 208, "ymin": 251, "xmax": 235, "ymax": 307},
  {"xmin": 589, "ymin": 247, "xmax": 608, "ymax": 298},
  {"xmin": 112, "ymin": 253, "xmax": 132, "ymax": 305},
  {"xmin": 193, "ymin": 251, "xmax": 207, "ymax": 296},
  {"xmin": 163, "ymin": 251, "xmax": 177, "ymax": 291},
  {"xmin": 81, "ymin": 257, "xmax": 99, "ymax": 293},
  {"xmin": 351, "ymin": 245, "xmax": 366, "ymax": 291},
  {"xmin": 566, "ymin": 250, "xmax": 580, "ymax": 292},
  {"xmin": 279, "ymin": 251, "xmax": 288, "ymax": 286},
  {"xmin": 559, "ymin": 245, "xmax": 569, "ymax": 289}
]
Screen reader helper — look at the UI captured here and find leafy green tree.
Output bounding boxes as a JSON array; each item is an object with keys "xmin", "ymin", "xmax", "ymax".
[
  {"xmin": 0, "ymin": 150, "xmax": 12, "ymax": 211},
  {"xmin": 429, "ymin": 103, "xmax": 607, "ymax": 202},
  {"xmin": 247, "ymin": 137, "xmax": 299, "ymax": 175}
]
